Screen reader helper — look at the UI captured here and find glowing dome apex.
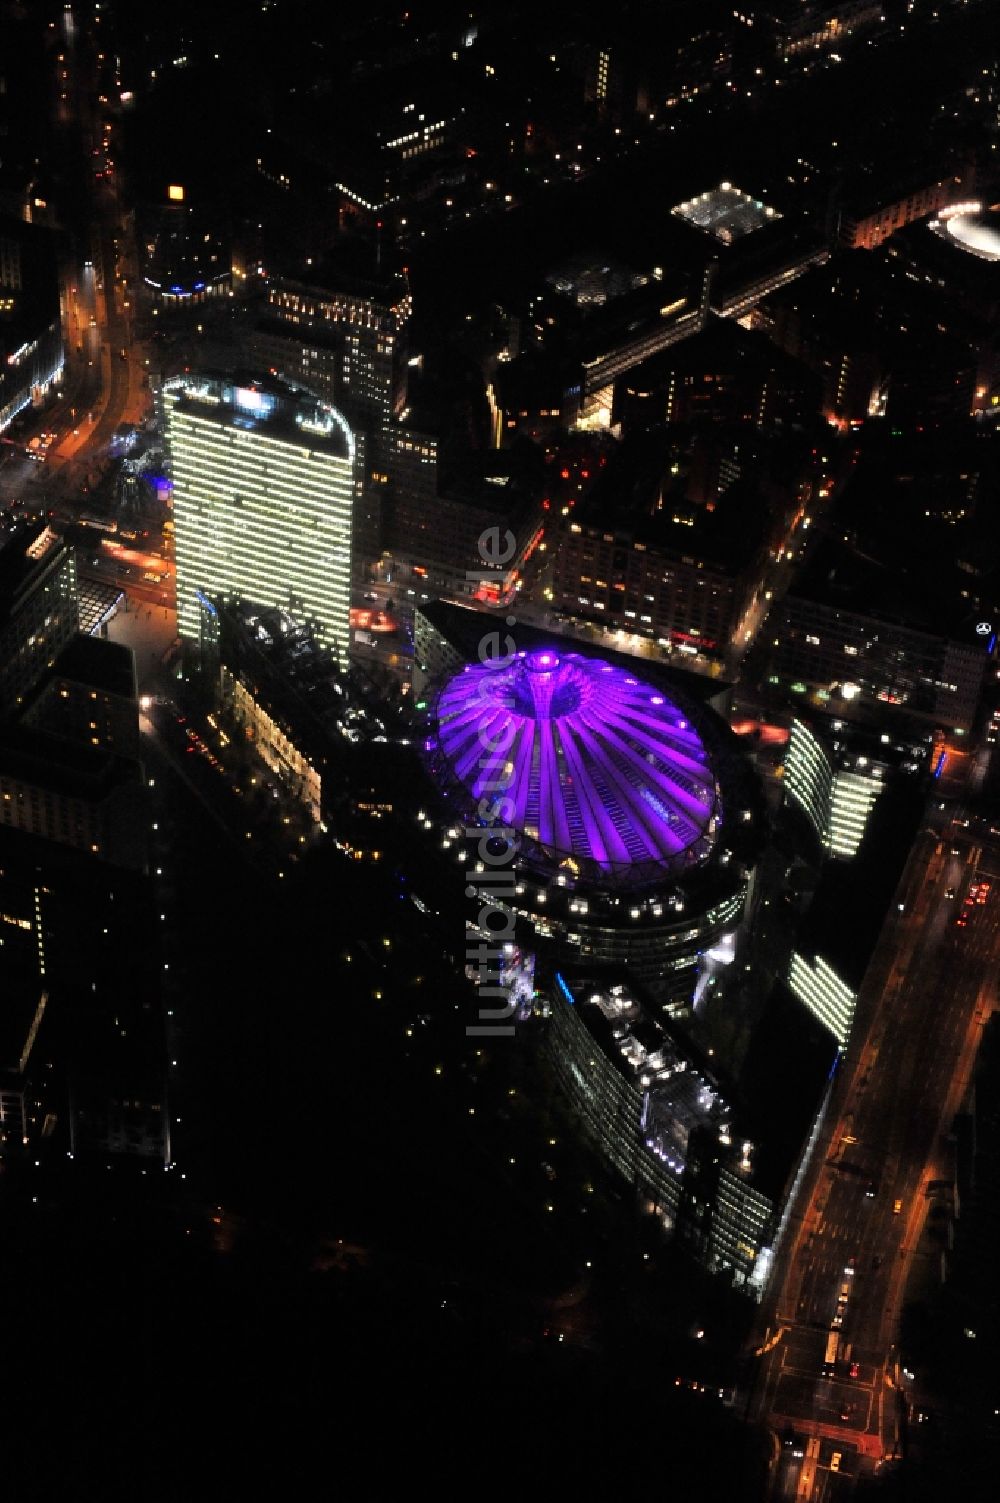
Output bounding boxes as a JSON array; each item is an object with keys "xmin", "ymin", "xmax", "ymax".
[{"xmin": 426, "ymin": 650, "xmax": 722, "ymax": 888}]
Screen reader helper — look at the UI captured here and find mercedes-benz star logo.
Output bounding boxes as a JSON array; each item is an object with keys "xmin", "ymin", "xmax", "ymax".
[{"xmin": 976, "ymin": 622, "xmax": 992, "ymax": 636}]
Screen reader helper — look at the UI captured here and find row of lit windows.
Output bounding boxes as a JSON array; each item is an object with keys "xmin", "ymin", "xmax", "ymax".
[
  {"xmin": 169, "ymin": 410, "xmax": 355, "ymax": 651},
  {"xmin": 789, "ymin": 952, "xmax": 856, "ymax": 1050}
]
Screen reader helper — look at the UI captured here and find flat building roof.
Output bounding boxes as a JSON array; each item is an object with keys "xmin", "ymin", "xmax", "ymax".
[{"xmin": 672, "ymin": 184, "xmax": 781, "ymax": 245}]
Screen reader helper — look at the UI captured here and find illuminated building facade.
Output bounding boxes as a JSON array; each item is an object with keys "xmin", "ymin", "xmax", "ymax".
[
  {"xmin": 784, "ymin": 718, "xmax": 833, "ymax": 844},
  {"xmin": 229, "ymin": 678, "xmax": 322, "ymax": 823},
  {"xmin": 551, "ymin": 518, "xmax": 746, "ymax": 666},
  {"xmin": 211, "ymin": 599, "xmax": 368, "ymax": 828},
  {"xmin": 764, "ymin": 593, "xmax": 986, "ymax": 733},
  {"xmin": 784, "ymin": 717, "xmax": 883, "ymax": 859},
  {"xmin": 788, "ymin": 951, "xmax": 857, "ymax": 1050},
  {"xmin": 548, "ymin": 433, "xmax": 777, "ymax": 668},
  {"xmin": 545, "ymin": 971, "xmax": 774, "ymax": 1290},
  {"xmin": 163, "ymin": 374, "xmax": 358, "ymax": 661},
  {"xmin": 380, "ymin": 466, "xmax": 543, "ymax": 616},
  {"xmin": 839, "ymin": 168, "xmax": 973, "ymax": 251},
  {"xmin": 771, "ymin": 0, "xmax": 884, "ymax": 61},
  {"xmin": 253, "ymin": 270, "xmax": 411, "ymax": 430}
]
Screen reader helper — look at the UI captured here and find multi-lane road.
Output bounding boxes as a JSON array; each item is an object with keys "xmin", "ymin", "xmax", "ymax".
[
  {"xmin": 750, "ymin": 805, "xmax": 1000, "ymax": 1497},
  {"xmin": 1, "ymin": 3, "xmax": 151, "ymax": 541}
]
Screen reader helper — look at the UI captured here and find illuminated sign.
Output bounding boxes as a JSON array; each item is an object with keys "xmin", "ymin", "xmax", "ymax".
[
  {"xmin": 555, "ymin": 973, "xmax": 575, "ymax": 1007},
  {"xmin": 168, "ymin": 184, "xmax": 185, "ymax": 202},
  {"xmin": 233, "ymin": 386, "xmax": 275, "ymax": 418}
]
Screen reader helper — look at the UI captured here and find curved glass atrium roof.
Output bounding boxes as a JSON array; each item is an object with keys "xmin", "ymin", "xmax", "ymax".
[
  {"xmin": 931, "ymin": 205, "xmax": 1000, "ymax": 262},
  {"xmin": 429, "ymin": 650, "xmax": 721, "ymax": 887}
]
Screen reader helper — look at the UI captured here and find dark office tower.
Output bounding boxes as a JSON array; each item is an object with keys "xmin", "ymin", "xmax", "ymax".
[
  {"xmin": 0, "ymin": 6, "xmax": 53, "ymax": 222},
  {"xmin": 140, "ymin": 185, "xmax": 231, "ymax": 307},
  {"xmin": 0, "ymin": 843, "xmax": 55, "ymax": 1158},
  {"xmin": 251, "ymin": 266, "xmax": 411, "ymax": 433},
  {"xmin": 0, "ymin": 232, "xmax": 21, "ymax": 290},
  {"xmin": 0, "ymin": 523, "xmax": 79, "ymax": 719},
  {"xmin": 0, "ymin": 828, "xmax": 166, "ymax": 1163},
  {"xmin": 0, "ymin": 215, "xmax": 63, "ymax": 432},
  {"xmin": 21, "ymin": 636, "xmax": 141, "ymax": 762}
]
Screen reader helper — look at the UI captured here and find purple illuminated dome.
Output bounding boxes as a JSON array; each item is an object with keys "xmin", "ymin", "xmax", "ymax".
[{"xmin": 427, "ymin": 651, "xmax": 720, "ymax": 887}]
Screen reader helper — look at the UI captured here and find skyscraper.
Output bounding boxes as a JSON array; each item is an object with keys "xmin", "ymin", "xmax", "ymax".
[
  {"xmin": 0, "ymin": 215, "xmax": 63, "ymax": 434},
  {"xmin": 163, "ymin": 374, "xmax": 358, "ymax": 659},
  {"xmin": 251, "ymin": 268, "xmax": 411, "ymax": 430},
  {"xmin": 0, "ymin": 522, "xmax": 79, "ymax": 718}
]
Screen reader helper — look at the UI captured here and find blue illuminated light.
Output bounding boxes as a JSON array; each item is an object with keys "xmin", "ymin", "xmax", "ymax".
[{"xmin": 555, "ymin": 973, "xmax": 575, "ymax": 1007}]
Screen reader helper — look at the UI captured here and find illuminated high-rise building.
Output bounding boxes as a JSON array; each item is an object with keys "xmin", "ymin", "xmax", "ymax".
[
  {"xmin": 251, "ymin": 268, "xmax": 411, "ymax": 431},
  {"xmin": 163, "ymin": 374, "xmax": 358, "ymax": 660}
]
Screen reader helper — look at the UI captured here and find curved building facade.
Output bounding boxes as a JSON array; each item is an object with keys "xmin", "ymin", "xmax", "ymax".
[
  {"xmin": 544, "ymin": 971, "xmax": 773, "ymax": 1290},
  {"xmin": 164, "ymin": 373, "xmax": 357, "ymax": 661},
  {"xmin": 422, "ymin": 644, "xmax": 763, "ymax": 1001}
]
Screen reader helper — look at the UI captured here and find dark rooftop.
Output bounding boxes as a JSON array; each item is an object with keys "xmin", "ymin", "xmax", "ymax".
[
  {"xmin": 570, "ymin": 424, "xmax": 773, "ymax": 573},
  {"xmin": 0, "ymin": 725, "xmax": 142, "ymax": 801},
  {"xmin": 52, "ymin": 635, "xmax": 137, "ymax": 701},
  {"xmin": 0, "ymin": 522, "xmax": 70, "ymax": 627}
]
